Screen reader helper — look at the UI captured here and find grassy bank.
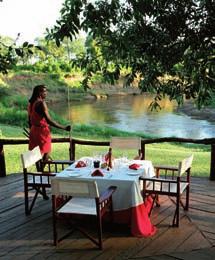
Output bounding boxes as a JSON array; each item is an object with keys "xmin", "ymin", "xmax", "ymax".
[{"xmin": 0, "ymin": 71, "xmax": 90, "ymax": 130}]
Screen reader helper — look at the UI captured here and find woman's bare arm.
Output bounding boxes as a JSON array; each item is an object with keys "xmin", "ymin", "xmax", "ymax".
[{"xmin": 36, "ymin": 101, "xmax": 70, "ymax": 131}]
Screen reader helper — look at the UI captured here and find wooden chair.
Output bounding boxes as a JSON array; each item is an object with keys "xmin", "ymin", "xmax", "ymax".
[
  {"xmin": 107, "ymin": 137, "xmax": 143, "ymax": 167},
  {"xmin": 110, "ymin": 137, "xmax": 142, "ymax": 157},
  {"xmin": 21, "ymin": 146, "xmax": 73, "ymax": 215},
  {"xmin": 51, "ymin": 178, "xmax": 117, "ymax": 249},
  {"xmin": 139, "ymin": 154, "xmax": 193, "ymax": 227}
]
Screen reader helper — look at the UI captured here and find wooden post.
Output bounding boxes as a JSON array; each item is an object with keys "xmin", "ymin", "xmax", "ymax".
[
  {"xmin": 0, "ymin": 144, "xmax": 6, "ymax": 177},
  {"xmin": 210, "ymin": 144, "xmax": 215, "ymax": 180},
  {"xmin": 69, "ymin": 139, "xmax": 75, "ymax": 161},
  {"xmin": 141, "ymin": 142, "xmax": 145, "ymax": 160}
]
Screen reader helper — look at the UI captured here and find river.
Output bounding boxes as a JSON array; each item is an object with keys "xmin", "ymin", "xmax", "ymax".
[{"xmin": 50, "ymin": 94, "xmax": 215, "ymax": 139}]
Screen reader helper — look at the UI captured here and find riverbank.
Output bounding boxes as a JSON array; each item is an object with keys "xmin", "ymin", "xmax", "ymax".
[
  {"xmin": 1, "ymin": 70, "xmax": 215, "ymax": 136},
  {"xmin": 71, "ymin": 85, "xmax": 141, "ymax": 101},
  {"xmin": 0, "ymin": 71, "xmax": 141, "ymax": 102},
  {"xmin": 91, "ymin": 86, "xmax": 215, "ymax": 126},
  {"xmin": 178, "ymin": 100, "xmax": 215, "ymax": 124},
  {"xmin": 88, "ymin": 82, "xmax": 141, "ymax": 99}
]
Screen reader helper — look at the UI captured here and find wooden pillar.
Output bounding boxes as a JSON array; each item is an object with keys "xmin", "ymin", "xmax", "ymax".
[
  {"xmin": 0, "ymin": 144, "xmax": 6, "ymax": 177},
  {"xmin": 210, "ymin": 144, "xmax": 215, "ymax": 180}
]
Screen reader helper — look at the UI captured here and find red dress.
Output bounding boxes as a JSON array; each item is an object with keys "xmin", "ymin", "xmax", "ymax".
[{"xmin": 28, "ymin": 101, "xmax": 51, "ymax": 154}]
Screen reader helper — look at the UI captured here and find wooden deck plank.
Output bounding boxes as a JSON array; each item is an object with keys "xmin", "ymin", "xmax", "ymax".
[
  {"xmin": 132, "ymin": 216, "xmax": 202, "ymax": 258},
  {"xmin": 0, "ymin": 173, "xmax": 215, "ymax": 259},
  {"xmin": 187, "ymin": 209, "xmax": 215, "ymax": 230},
  {"xmin": 169, "ymin": 247, "xmax": 215, "ymax": 260}
]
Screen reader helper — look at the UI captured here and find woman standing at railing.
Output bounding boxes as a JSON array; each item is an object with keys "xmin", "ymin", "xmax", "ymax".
[{"xmin": 28, "ymin": 85, "xmax": 71, "ymax": 163}]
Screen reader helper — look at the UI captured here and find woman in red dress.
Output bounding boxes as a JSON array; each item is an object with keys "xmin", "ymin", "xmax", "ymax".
[{"xmin": 28, "ymin": 85, "xmax": 71, "ymax": 162}]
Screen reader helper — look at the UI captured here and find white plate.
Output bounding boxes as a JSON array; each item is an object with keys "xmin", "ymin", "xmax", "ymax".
[
  {"xmin": 66, "ymin": 168, "xmax": 80, "ymax": 172},
  {"xmin": 127, "ymin": 172, "xmax": 140, "ymax": 176},
  {"xmin": 68, "ymin": 173, "xmax": 82, "ymax": 177}
]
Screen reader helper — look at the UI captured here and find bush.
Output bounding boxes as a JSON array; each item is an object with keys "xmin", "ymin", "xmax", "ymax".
[
  {"xmin": 0, "ymin": 106, "xmax": 27, "ymax": 127},
  {"xmin": 2, "ymin": 95, "xmax": 28, "ymax": 110}
]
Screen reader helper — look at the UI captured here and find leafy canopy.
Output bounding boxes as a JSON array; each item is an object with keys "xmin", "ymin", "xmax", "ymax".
[
  {"xmin": 0, "ymin": 34, "xmax": 40, "ymax": 73},
  {"xmin": 47, "ymin": 0, "xmax": 215, "ymax": 109}
]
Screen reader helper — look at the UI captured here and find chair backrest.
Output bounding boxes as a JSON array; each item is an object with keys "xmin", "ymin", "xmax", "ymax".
[
  {"xmin": 51, "ymin": 178, "xmax": 99, "ymax": 198},
  {"xmin": 21, "ymin": 146, "xmax": 42, "ymax": 169},
  {"xmin": 178, "ymin": 154, "xmax": 194, "ymax": 176},
  {"xmin": 110, "ymin": 137, "xmax": 141, "ymax": 150}
]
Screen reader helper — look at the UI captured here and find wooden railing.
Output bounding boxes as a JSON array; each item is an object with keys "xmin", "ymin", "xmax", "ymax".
[{"xmin": 1, "ymin": 137, "xmax": 215, "ymax": 180}]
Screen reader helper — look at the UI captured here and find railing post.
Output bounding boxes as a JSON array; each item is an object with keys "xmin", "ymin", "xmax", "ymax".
[
  {"xmin": 141, "ymin": 141, "xmax": 145, "ymax": 160},
  {"xmin": 210, "ymin": 144, "xmax": 215, "ymax": 180},
  {"xmin": 0, "ymin": 144, "xmax": 6, "ymax": 177},
  {"xmin": 70, "ymin": 139, "xmax": 75, "ymax": 161}
]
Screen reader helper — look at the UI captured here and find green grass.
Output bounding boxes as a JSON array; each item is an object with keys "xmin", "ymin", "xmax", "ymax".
[
  {"xmin": 0, "ymin": 123, "xmax": 211, "ymax": 178},
  {"xmin": 0, "ymin": 124, "xmax": 26, "ymax": 137}
]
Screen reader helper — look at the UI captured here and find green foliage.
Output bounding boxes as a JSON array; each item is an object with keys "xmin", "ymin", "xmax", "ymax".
[
  {"xmin": 0, "ymin": 84, "xmax": 9, "ymax": 99},
  {"xmin": 0, "ymin": 124, "xmax": 24, "ymax": 137},
  {"xmin": 2, "ymin": 95, "xmax": 27, "ymax": 109},
  {"xmin": 0, "ymin": 35, "xmax": 38, "ymax": 73},
  {"xmin": 0, "ymin": 32, "xmax": 86, "ymax": 79},
  {"xmin": 0, "ymin": 105, "xmax": 27, "ymax": 127},
  {"xmin": 48, "ymin": 0, "xmax": 215, "ymax": 109},
  {"xmin": 21, "ymin": 37, "xmax": 87, "ymax": 76}
]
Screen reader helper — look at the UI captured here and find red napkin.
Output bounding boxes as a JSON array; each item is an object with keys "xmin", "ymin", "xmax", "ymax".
[
  {"xmin": 75, "ymin": 160, "xmax": 86, "ymax": 168},
  {"xmin": 91, "ymin": 169, "xmax": 104, "ymax": 177},
  {"xmin": 129, "ymin": 163, "xmax": 141, "ymax": 170}
]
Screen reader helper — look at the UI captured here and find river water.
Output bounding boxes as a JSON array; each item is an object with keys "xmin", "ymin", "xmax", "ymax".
[{"xmin": 50, "ymin": 94, "xmax": 215, "ymax": 139}]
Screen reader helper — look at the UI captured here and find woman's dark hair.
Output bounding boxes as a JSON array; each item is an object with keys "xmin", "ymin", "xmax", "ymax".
[{"xmin": 29, "ymin": 85, "xmax": 46, "ymax": 104}]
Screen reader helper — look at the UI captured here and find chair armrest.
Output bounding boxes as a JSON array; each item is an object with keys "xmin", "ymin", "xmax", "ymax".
[
  {"xmin": 154, "ymin": 165, "xmax": 178, "ymax": 171},
  {"xmin": 43, "ymin": 160, "xmax": 74, "ymax": 165},
  {"xmin": 27, "ymin": 172, "xmax": 56, "ymax": 177},
  {"xmin": 42, "ymin": 160, "xmax": 74, "ymax": 173},
  {"xmin": 99, "ymin": 186, "xmax": 117, "ymax": 203},
  {"xmin": 139, "ymin": 176, "xmax": 177, "ymax": 183}
]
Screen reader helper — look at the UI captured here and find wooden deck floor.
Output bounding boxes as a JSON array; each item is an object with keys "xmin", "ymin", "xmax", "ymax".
[{"xmin": 0, "ymin": 173, "xmax": 215, "ymax": 259}]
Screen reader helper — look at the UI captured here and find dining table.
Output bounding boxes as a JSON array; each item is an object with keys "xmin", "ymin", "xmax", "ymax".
[{"xmin": 54, "ymin": 157, "xmax": 157, "ymax": 237}]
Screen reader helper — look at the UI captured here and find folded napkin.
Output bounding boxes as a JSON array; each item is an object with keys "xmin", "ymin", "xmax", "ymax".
[
  {"xmin": 129, "ymin": 163, "xmax": 141, "ymax": 170},
  {"xmin": 91, "ymin": 169, "xmax": 104, "ymax": 177},
  {"xmin": 75, "ymin": 160, "xmax": 87, "ymax": 168}
]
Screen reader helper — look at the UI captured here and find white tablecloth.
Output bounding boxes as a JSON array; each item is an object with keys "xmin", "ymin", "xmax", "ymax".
[{"xmin": 56, "ymin": 158, "xmax": 155, "ymax": 211}]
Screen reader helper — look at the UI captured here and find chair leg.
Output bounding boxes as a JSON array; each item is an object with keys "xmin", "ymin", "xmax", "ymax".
[
  {"xmin": 149, "ymin": 195, "xmax": 156, "ymax": 216},
  {"xmin": 42, "ymin": 187, "xmax": 49, "ymax": 200},
  {"xmin": 29, "ymin": 190, "xmax": 39, "ymax": 214},
  {"xmin": 109, "ymin": 198, "xmax": 114, "ymax": 224},
  {"xmin": 185, "ymin": 186, "xmax": 190, "ymax": 211},
  {"xmin": 97, "ymin": 215, "xmax": 103, "ymax": 250},
  {"xmin": 173, "ymin": 195, "xmax": 180, "ymax": 227},
  {"xmin": 155, "ymin": 194, "xmax": 160, "ymax": 207},
  {"xmin": 52, "ymin": 198, "xmax": 58, "ymax": 246},
  {"xmin": 24, "ymin": 188, "xmax": 30, "ymax": 215},
  {"xmin": 53, "ymin": 217, "xmax": 57, "ymax": 246},
  {"xmin": 25, "ymin": 186, "xmax": 39, "ymax": 215}
]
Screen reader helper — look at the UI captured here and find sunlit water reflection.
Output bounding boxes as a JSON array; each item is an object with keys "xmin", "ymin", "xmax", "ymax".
[{"xmin": 50, "ymin": 94, "xmax": 215, "ymax": 138}]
